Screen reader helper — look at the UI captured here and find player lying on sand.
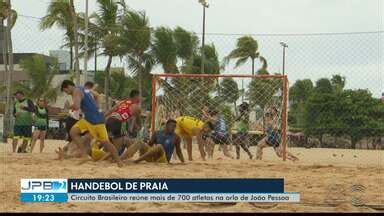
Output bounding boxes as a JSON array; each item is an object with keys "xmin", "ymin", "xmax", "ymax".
[
  {"xmin": 120, "ymin": 119, "xmax": 185, "ymax": 164},
  {"xmin": 61, "ymin": 80, "xmax": 123, "ymax": 167},
  {"xmin": 175, "ymin": 116, "xmax": 214, "ymax": 161},
  {"xmin": 255, "ymin": 107, "xmax": 299, "ymax": 161}
]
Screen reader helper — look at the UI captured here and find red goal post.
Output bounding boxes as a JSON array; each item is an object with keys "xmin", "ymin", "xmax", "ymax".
[{"xmin": 151, "ymin": 73, "xmax": 289, "ymax": 161}]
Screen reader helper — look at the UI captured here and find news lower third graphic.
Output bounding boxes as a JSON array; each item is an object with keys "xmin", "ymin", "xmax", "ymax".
[{"xmin": 20, "ymin": 179, "xmax": 300, "ymax": 203}]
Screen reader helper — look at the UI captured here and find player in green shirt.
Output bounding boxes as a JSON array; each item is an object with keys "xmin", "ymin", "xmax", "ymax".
[
  {"xmin": 12, "ymin": 91, "xmax": 35, "ymax": 153},
  {"xmin": 234, "ymin": 102, "xmax": 253, "ymax": 159},
  {"xmin": 30, "ymin": 98, "xmax": 49, "ymax": 153}
]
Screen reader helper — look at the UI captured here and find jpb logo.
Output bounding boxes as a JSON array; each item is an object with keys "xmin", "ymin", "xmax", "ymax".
[{"xmin": 21, "ymin": 179, "xmax": 67, "ymax": 193}]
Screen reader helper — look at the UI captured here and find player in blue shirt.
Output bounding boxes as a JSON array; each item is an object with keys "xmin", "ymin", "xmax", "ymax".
[
  {"xmin": 120, "ymin": 119, "xmax": 185, "ymax": 164},
  {"xmin": 206, "ymin": 110, "xmax": 234, "ymax": 159},
  {"xmin": 61, "ymin": 80, "xmax": 123, "ymax": 167}
]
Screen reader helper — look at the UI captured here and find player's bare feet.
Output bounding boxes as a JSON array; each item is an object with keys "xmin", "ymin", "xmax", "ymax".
[
  {"xmin": 55, "ymin": 147, "xmax": 65, "ymax": 160},
  {"xmin": 117, "ymin": 161, "xmax": 124, "ymax": 167}
]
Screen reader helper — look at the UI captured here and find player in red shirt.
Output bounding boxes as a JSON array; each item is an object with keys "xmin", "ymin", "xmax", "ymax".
[{"xmin": 104, "ymin": 90, "xmax": 142, "ymax": 157}]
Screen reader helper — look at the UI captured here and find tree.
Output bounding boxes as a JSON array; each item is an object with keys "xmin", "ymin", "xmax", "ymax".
[
  {"xmin": 247, "ymin": 77, "xmax": 281, "ymax": 130},
  {"xmin": 303, "ymin": 90, "xmax": 341, "ymax": 147},
  {"xmin": 331, "ymin": 74, "xmax": 346, "ymax": 93},
  {"xmin": 315, "ymin": 78, "xmax": 333, "ymax": 94},
  {"xmin": 40, "ymin": 0, "xmax": 75, "ymax": 70},
  {"xmin": 256, "ymin": 56, "xmax": 269, "ymax": 75},
  {"xmin": 338, "ymin": 90, "xmax": 384, "ymax": 149},
  {"xmin": 1, "ymin": 0, "xmax": 17, "ymax": 140},
  {"xmin": 289, "ymin": 79, "xmax": 314, "ymax": 127},
  {"xmin": 219, "ymin": 78, "xmax": 239, "ymax": 115},
  {"xmin": 173, "ymin": 26, "xmax": 199, "ymax": 67},
  {"xmin": 151, "ymin": 26, "xmax": 178, "ymax": 73},
  {"xmin": 15, "ymin": 55, "xmax": 59, "ymax": 102},
  {"xmin": 223, "ymin": 36, "xmax": 260, "ymax": 75},
  {"xmin": 186, "ymin": 44, "xmax": 220, "ymax": 74},
  {"xmin": 121, "ymin": 9, "xmax": 152, "ymax": 105},
  {"xmin": 69, "ymin": 0, "xmax": 80, "ymax": 84},
  {"xmin": 89, "ymin": 0, "xmax": 124, "ymax": 110}
]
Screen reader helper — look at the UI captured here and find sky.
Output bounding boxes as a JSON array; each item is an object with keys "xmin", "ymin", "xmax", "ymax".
[{"xmin": 9, "ymin": 0, "xmax": 384, "ymax": 97}]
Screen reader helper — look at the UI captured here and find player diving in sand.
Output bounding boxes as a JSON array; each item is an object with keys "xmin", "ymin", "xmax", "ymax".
[{"xmin": 255, "ymin": 107, "xmax": 299, "ymax": 161}]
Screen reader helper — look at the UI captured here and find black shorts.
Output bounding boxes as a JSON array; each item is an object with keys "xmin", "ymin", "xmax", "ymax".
[
  {"xmin": 13, "ymin": 125, "xmax": 32, "ymax": 140},
  {"xmin": 234, "ymin": 132, "xmax": 249, "ymax": 145},
  {"xmin": 35, "ymin": 125, "xmax": 48, "ymax": 131},
  {"xmin": 106, "ymin": 117, "xmax": 123, "ymax": 139},
  {"xmin": 211, "ymin": 133, "xmax": 230, "ymax": 145},
  {"xmin": 65, "ymin": 116, "xmax": 78, "ymax": 141}
]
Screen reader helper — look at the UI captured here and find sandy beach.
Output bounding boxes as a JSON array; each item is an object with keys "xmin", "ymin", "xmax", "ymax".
[{"xmin": 0, "ymin": 139, "xmax": 383, "ymax": 212}]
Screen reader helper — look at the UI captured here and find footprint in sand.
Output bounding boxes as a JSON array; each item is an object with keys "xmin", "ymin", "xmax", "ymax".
[{"xmin": 332, "ymin": 154, "xmax": 337, "ymax": 157}]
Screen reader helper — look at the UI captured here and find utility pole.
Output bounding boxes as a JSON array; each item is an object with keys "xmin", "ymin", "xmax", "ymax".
[
  {"xmin": 199, "ymin": 0, "xmax": 209, "ymax": 74},
  {"xmin": 280, "ymin": 42, "xmax": 288, "ymax": 76}
]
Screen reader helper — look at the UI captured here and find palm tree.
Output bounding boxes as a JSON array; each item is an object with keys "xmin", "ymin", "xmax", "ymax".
[
  {"xmin": 89, "ymin": 0, "xmax": 124, "ymax": 110},
  {"xmin": 223, "ymin": 36, "xmax": 260, "ymax": 75},
  {"xmin": 40, "ymin": 0, "xmax": 75, "ymax": 70},
  {"xmin": 257, "ymin": 56, "xmax": 269, "ymax": 75},
  {"xmin": 1, "ymin": 0, "xmax": 17, "ymax": 140},
  {"xmin": 173, "ymin": 26, "xmax": 199, "ymax": 68},
  {"xmin": 121, "ymin": 9, "xmax": 152, "ymax": 105},
  {"xmin": 69, "ymin": 0, "xmax": 80, "ymax": 84},
  {"xmin": 151, "ymin": 27, "xmax": 178, "ymax": 73},
  {"xmin": 15, "ymin": 55, "xmax": 59, "ymax": 102}
]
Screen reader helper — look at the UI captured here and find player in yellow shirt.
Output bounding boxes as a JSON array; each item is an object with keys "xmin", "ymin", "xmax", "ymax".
[{"xmin": 175, "ymin": 116, "xmax": 214, "ymax": 161}]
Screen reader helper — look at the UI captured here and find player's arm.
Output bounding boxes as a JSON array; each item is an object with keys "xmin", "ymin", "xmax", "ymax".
[
  {"xmin": 104, "ymin": 101, "xmax": 121, "ymax": 117},
  {"xmin": 194, "ymin": 128, "xmax": 205, "ymax": 145},
  {"xmin": 26, "ymin": 99, "xmax": 36, "ymax": 113},
  {"xmin": 91, "ymin": 90, "xmax": 101, "ymax": 109},
  {"xmin": 71, "ymin": 88, "xmax": 82, "ymax": 110},
  {"xmin": 147, "ymin": 132, "xmax": 157, "ymax": 147},
  {"xmin": 174, "ymin": 135, "xmax": 185, "ymax": 163}
]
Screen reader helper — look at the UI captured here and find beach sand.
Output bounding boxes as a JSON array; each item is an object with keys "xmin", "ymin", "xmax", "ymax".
[{"xmin": 0, "ymin": 139, "xmax": 383, "ymax": 212}]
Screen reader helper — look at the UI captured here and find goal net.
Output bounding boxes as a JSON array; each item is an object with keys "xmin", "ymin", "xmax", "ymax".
[{"xmin": 151, "ymin": 74, "xmax": 289, "ymax": 160}]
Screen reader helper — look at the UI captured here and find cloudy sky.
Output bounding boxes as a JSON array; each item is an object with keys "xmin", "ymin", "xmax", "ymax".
[{"xmin": 10, "ymin": 0, "xmax": 384, "ymax": 96}]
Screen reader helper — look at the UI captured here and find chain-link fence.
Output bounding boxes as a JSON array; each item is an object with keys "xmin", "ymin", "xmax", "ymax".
[{"xmin": 1, "ymin": 15, "xmax": 383, "ymax": 151}]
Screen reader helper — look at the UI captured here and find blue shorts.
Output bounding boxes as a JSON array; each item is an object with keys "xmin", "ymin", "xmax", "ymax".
[{"xmin": 266, "ymin": 132, "xmax": 281, "ymax": 148}]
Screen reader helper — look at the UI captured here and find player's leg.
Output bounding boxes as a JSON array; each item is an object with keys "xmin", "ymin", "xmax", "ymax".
[
  {"xmin": 196, "ymin": 136, "xmax": 207, "ymax": 161},
  {"xmin": 185, "ymin": 136, "xmax": 194, "ymax": 161},
  {"xmin": 92, "ymin": 124, "xmax": 123, "ymax": 167},
  {"xmin": 239, "ymin": 133, "xmax": 253, "ymax": 159},
  {"xmin": 20, "ymin": 126, "xmax": 32, "ymax": 153},
  {"xmin": 39, "ymin": 130, "xmax": 47, "ymax": 153},
  {"xmin": 256, "ymin": 137, "xmax": 268, "ymax": 160},
  {"xmin": 134, "ymin": 144, "xmax": 165, "ymax": 163},
  {"xmin": 119, "ymin": 139, "xmax": 144, "ymax": 160},
  {"xmin": 233, "ymin": 134, "xmax": 241, "ymax": 159},
  {"xmin": 274, "ymin": 146, "xmax": 299, "ymax": 161},
  {"xmin": 70, "ymin": 120, "xmax": 90, "ymax": 156},
  {"xmin": 30, "ymin": 129, "xmax": 40, "ymax": 153},
  {"xmin": 12, "ymin": 138, "xmax": 18, "ymax": 153},
  {"xmin": 221, "ymin": 135, "xmax": 234, "ymax": 159}
]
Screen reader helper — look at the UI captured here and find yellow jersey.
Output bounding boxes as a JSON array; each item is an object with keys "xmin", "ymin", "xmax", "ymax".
[{"xmin": 175, "ymin": 116, "xmax": 204, "ymax": 137}]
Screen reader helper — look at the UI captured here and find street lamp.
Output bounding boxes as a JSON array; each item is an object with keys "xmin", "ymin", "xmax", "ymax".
[
  {"xmin": 280, "ymin": 42, "xmax": 288, "ymax": 76},
  {"xmin": 199, "ymin": 0, "xmax": 209, "ymax": 74}
]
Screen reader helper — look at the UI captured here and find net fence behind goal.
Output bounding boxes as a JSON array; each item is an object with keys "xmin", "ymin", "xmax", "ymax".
[{"xmin": 151, "ymin": 74, "xmax": 289, "ymax": 160}]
